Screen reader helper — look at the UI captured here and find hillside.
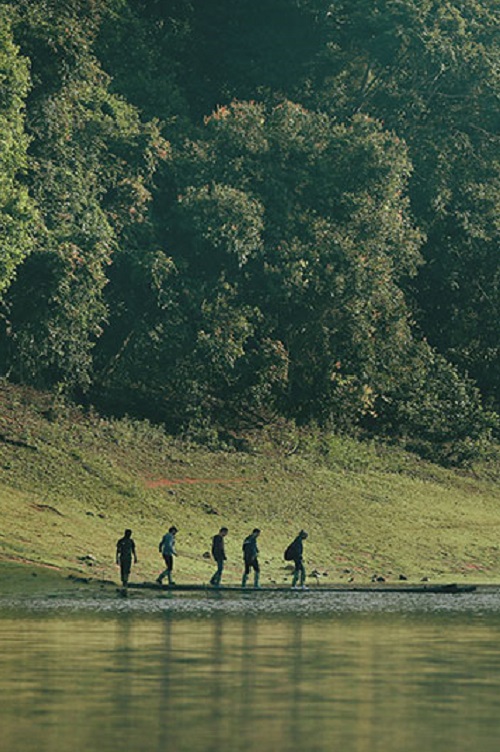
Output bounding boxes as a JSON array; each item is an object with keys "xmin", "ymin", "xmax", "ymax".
[{"xmin": 1, "ymin": 381, "xmax": 500, "ymax": 590}]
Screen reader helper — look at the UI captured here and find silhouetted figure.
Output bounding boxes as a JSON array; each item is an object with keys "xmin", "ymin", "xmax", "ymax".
[
  {"xmin": 157, "ymin": 526, "xmax": 178, "ymax": 586},
  {"xmin": 116, "ymin": 529, "xmax": 137, "ymax": 587},
  {"xmin": 210, "ymin": 527, "xmax": 228, "ymax": 586},
  {"xmin": 285, "ymin": 530, "xmax": 308, "ymax": 588},
  {"xmin": 242, "ymin": 528, "xmax": 261, "ymax": 587}
]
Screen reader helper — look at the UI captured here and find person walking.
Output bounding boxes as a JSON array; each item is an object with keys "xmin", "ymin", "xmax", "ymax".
[
  {"xmin": 242, "ymin": 528, "xmax": 261, "ymax": 588},
  {"xmin": 210, "ymin": 527, "xmax": 228, "ymax": 587},
  {"xmin": 285, "ymin": 530, "xmax": 308, "ymax": 588},
  {"xmin": 157, "ymin": 525, "xmax": 178, "ymax": 586},
  {"xmin": 116, "ymin": 529, "xmax": 137, "ymax": 587}
]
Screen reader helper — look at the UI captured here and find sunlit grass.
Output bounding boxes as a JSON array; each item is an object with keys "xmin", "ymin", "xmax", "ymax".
[{"xmin": 1, "ymin": 380, "xmax": 500, "ymax": 589}]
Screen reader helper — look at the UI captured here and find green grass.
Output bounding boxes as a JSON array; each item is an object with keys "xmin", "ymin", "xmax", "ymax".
[{"xmin": 1, "ymin": 379, "xmax": 500, "ymax": 590}]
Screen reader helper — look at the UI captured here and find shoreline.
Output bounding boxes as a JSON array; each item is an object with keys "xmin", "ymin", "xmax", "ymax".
[{"xmin": 2, "ymin": 559, "xmax": 495, "ymax": 600}]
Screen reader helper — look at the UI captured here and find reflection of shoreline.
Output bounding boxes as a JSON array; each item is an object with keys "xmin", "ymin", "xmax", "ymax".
[{"xmin": 0, "ymin": 614, "xmax": 497, "ymax": 752}]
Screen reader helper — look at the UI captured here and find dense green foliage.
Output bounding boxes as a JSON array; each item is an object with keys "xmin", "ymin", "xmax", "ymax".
[
  {"xmin": 0, "ymin": 8, "xmax": 34, "ymax": 294},
  {"xmin": 0, "ymin": 0, "xmax": 498, "ymax": 462}
]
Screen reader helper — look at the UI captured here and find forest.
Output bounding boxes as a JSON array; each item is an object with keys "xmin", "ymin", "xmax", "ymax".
[{"xmin": 0, "ymin": 0, "xmax": 498, "ymax": 464}]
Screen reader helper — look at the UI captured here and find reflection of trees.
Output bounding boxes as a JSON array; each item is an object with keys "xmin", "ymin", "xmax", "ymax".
[
  {"xmin": 3, "ymin": 610, "xmax": 500, "ymax": 751},
  {"xmin": 288, "ymin": 616, "xmax": 305, "ymax": 745},
  {"xmin": 206, "ymin": 612, "xmax": 224, "ymax": 751},
  {"xmin": 112, "ymin": 613, "xmax": 137, "ymax": 738},
  {"xmin": 238, "ymin": 613, "xmax": 258, "ymax": 728},
  {"xmin": 157, "ymin": 612, "xmax": 174, "ymax": 751}
]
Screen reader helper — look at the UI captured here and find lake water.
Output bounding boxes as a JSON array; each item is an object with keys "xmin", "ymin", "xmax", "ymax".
[{"xmin": 2, "ymin": 589, "xmax": 500, "ymax": 752}]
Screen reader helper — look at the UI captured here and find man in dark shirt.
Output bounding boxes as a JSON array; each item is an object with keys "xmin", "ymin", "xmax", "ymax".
[
  {"xmin": 242, "ymin": 528, "xmax": 261, "ymax": 588},
  {"xmin": 210, "ymin": 527, "xmax": 228, "ymax": 587},
  {"xmin": 287, "ymin": 530, "xmax": 308, "ymax": 588},
  {"xmin": 116, "ymin": 529, "xmax": 137, "ymax": 587}
]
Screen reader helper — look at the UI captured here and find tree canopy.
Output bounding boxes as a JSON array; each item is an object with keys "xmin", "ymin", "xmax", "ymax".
[
  {"xmin": 0, "ymin": 7, "xmax": 34, "ymax": 294},
  {"xmin": 0, "ymin": 0, "xmax": 498, "ymax": 462}
]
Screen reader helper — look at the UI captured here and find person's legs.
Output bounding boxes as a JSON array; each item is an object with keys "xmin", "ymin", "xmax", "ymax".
[
  {"xmin": 217, "ymin": 560, "xmax": 224, "ymax": 584},
  {"xmin": 211, "ymin": 559, "xmax": 224, "ymax": 586},
  {"xmin": 120, "ymin": 557, "xmax": 131, "ymax": 586},
  {"xmin": 299, "ymin": 560, "xmax": 306, "ymax": 587},
  {"xmin": 157, "ymin": 555, "xmax": 173, "ymax": 584},
  {"xmin": 242, "ymin": 559, "xmax": 251, "ymax": 586},
  {"xmin": 166, "ymin": 554, "xmax": 175, "ymax": 585},
  {"xmin": 253, "ymin": 559, "xmax": 260, "ymax": 588},
  {"xmin": 291, "ymin": 558, "xmax": 301, "ymax": 588}
]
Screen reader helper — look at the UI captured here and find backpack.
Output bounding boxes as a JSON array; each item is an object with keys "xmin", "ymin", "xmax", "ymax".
[{"xmin": 284, "ymin": 541, "xmax": 297, "ymax": 561}]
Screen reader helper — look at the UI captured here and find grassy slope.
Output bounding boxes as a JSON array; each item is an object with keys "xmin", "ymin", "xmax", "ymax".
[{"xmin": 1, "ymin": 380, "xmax": 500, "ymax": 589}]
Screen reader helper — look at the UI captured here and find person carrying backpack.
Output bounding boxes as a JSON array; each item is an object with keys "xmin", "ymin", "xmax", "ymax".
[
  {"xmin": 242, "ymin": 528, "xmax": 261, "ymax": 588},
  {"xmin": 210, "ymin": 527, "xmax": 228, "ymax": 587},
  {"xmin": 284, "ymin": 530, "xmax": 308, "ymax": 588}
]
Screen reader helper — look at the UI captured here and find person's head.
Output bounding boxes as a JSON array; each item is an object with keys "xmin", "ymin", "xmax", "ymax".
[
  {"xmin": 299, "ymin": 530, "xmax": 308, "ymax": 540},
  {"xmin": 124, "ymin": 529, "xmax": 132, "ymax": 538},
  {"xmin": 169, "ymin": 526, "xmax": 178, "ymax": 534},
  {"xmin": 252, "ymin": 528, "xmax": 261, "ymax": 537},
  {"xmin": 220, "ymin": 527, "xmax": 228, "ymax": 536}
]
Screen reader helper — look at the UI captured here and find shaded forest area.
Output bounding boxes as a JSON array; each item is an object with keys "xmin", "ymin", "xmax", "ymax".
[{"xmin": 0, "ymin": 0, "xmax": 498, "ymax": 464}]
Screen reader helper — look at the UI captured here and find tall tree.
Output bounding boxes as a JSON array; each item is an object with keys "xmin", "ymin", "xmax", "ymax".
[
  {"xmin": 302, "ymin": 0, "xmax": 500, "ymax": 408},
  {"xmin": 0, "ymin": 0, "xmax": 163, "ymax": 390},
  {"xmin": 97, "ymin": 97, "xmax": 490, "ymax": 461},
  {"xmin": 99, "ymin": 100, "xmax": 424, "ymax": 427},
  {"xmin": 0, "ymin": 7, "xmax": 35, "ymax": 296}
]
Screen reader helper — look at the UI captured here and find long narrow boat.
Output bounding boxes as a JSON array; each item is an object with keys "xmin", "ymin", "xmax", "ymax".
[{"xmin": 127, "ymin": 582, "xmax": 477, "ymax": 594}]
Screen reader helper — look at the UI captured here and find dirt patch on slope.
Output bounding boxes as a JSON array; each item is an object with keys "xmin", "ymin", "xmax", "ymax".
[{"xmin": 145, "ymin": 477, "xmax": 261, "ymax": 488}]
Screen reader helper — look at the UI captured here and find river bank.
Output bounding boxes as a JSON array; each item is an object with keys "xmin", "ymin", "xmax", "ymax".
[{"xmin": 1, "ymin": 381, "xmax": 500, "ymax": 591}]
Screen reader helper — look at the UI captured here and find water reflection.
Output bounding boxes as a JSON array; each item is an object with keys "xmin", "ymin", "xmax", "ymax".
[{"xmin": 1, "ymin": 599, "xmax": 500, "ymax": 752}]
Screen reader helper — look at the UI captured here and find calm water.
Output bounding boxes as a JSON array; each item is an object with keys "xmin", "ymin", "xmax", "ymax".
[{"xmin": 2, "ymin": 589, "xmax": 500, "ymax": 752}]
